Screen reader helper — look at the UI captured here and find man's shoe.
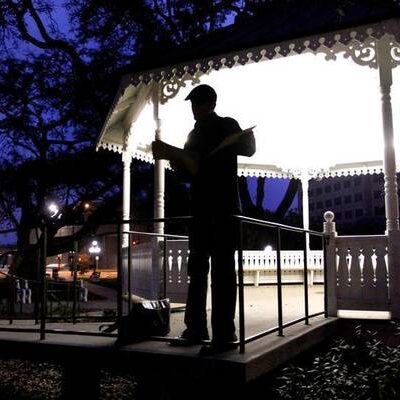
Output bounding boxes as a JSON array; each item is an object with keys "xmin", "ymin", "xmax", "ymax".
[
  {"xmin": 198, "ymin": 341, "xmax": 238, "ymax": 356},
  {"xmin": 169, "ymin": 330, "xmax": 209, "ymax": 347}
]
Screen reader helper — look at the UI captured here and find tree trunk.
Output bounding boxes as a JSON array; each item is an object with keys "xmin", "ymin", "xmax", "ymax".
[
  {"xmin": 274, "ymin": 179, "xmax": 300, "ymax": 221},
  {"xmin": 256, "ymin": 176, "xmax": 265, "ymax": 209},
  {"xmin": 238, "ymin": 176, "xmax": 254, "ymax": 214}
]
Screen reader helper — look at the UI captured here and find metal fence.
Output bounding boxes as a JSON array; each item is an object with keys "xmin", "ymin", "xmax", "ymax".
[{"xmin": 0, "ymin": 216, "xmax": 328, "ymax": 353}]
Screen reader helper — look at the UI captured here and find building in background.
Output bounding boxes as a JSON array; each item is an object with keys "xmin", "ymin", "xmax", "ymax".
[{"xmin": 309, "ymin": 173, "xmax": 400, "ymax": 234}]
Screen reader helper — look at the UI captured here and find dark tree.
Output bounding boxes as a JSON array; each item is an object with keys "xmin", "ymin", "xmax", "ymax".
[
  {"xmin": 0, "ymin": 0, "xmax": 306, "ymax": 261},
  {"xmin": 238, "ymin": 176, "xmax": 302, "ymax": 249},
  {"xmin": 0, "ymin": 0, "xmax": 247, "ymax": 254}
]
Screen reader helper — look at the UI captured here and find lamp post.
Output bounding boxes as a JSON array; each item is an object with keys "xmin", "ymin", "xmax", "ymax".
[
  {"xmin": 264, "ymin": 245, "xmax": 273, "ymax": 253},
  {"xmin": 39, "ymin": 200, "xmax": 61, "ymax": 341},
  {"xmin": 88, "ymin": 240, "xmax": 101, "ymax": 274},
  {"xmin": 47, "ymin": 202, "xmax": 59, "ymax": 219}
]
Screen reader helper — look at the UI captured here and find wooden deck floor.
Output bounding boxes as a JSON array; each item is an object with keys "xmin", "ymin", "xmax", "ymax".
[
  {"xmin": 0, "ymin": 285, "xmax": 337, "ymax": 399},
  {"xmin": 0, "ymin": 316, "xmax": 338, "ymax": 376}
]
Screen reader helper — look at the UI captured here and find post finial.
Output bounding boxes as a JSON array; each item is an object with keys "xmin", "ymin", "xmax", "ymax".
[
  {"xmin": 324, "ymin": 211, "xmax": 334, "ymax": 223},
  {"xmin": 323, "ymin": 211, "xmax": 336, "ymax": 235}
]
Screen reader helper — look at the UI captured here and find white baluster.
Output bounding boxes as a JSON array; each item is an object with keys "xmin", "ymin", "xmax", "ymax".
[
  {"xmin": 168, "ymin": 250, "xmax": 173, "ymax": 283},
  {"xmin": 177, "ymin": 250, "xmax": 182, "ymax": 283}
]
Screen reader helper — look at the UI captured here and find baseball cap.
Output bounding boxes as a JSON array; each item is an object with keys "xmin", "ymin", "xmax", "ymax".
[{"xmin": 185, "ymin": 84, "xmax": 217, "ymax": 104}]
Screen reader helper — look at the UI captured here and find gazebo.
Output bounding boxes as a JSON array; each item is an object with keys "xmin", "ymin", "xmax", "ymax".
[{"xmin": 97, "ymin": 1, "xmax": 400, "ymax": 318}]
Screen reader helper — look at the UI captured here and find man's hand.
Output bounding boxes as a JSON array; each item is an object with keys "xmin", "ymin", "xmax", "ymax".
[
  {"xmin": 152, "ymin": 140, "xmax": 170, "ymax": 160},
  {"xmin": 209, "ymin": 126, "xmax": 256, "ymax": 157},
  {"xmin": 151, "ymin": 140, "xmax": 199, "ymax": 175},
  {"xmin": 219, "ymin": 126, "xmax": 255, "ymax": 148}
]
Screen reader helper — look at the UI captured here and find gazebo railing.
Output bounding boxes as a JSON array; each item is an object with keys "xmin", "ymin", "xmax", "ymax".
[
  {"xmin": 165, "ymin": 246, "xmax": 324, "ymax": 289},
  {"xmin": 335, "ymin": 235, "xmax": 389, "ymax": 311},
  {"xmin": 114, "ymin": 216, "xmax": 328, "ymax": 354},
  {"xmin": 232, "ymin": 215, "xmax": 328, "ymax": 353},
  {"xmin": 0, "ymin": 216, "xmax": 328, "ymax": 354},
  {"xmin": 322, "ymin": 211, "xmax": 391, "ymax": 317}
]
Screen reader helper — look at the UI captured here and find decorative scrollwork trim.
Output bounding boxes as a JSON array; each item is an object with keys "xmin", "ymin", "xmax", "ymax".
[
  {"xmin": 314, "ymin": 166, "xmax": 384, "ymax": 179},
  {"xmin": 99, "ymin": 19, "xmax": 400, "ymax": 163},
  {"xmin": 342, "ymin": 37, "xmax": 377, "ymax": 69},
  {"xmin": 389, "ymin": 39, "xmax": 400, "ymax": 67},
  {"xmin": 126, "ymin": 21, "xmax": 397, "ymax": 88},
  {"xmin": 159, "ymin": 72, "xmax": 201, "ymax": 104},
  {"xmin": 97, "ymin": 141, "xmax": 123, "ymax": 154}
]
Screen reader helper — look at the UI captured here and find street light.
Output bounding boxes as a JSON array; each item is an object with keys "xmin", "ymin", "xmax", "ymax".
[
  {"xmin": 264, "ymin": 245, "xmax": 273, "ymax": 253},
  {"xmin": 88, "ymin": 240, "xmax": 101, "ymax": 274},
  {"xmin": 47, "ymin": 202, "xmax": 59, "ymax": 218},
  {"xmin": 40, "ymin": 200, "xmax": 61, "ymax": 341}
]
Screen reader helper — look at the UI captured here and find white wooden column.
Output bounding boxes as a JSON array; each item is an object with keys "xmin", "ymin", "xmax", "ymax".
[
  {"xmin": 153, "ymin": 87, "xmax": 165, "ymax": 235},
  {"xmin": 300, "ymin": 171, "xmax": 310, "ymax": 252},
  {"xmin": 377, "ymin": 35, "xmax": 400, "ymax": 233},
  {"xmin": 122, "ymin": 150, "xmax": 131, "ymax": 248},
  {"xmin": 377, "ymin": 35, "xmax": 400, "ymax": 319},
  {"xmin": 151, "ymin": 86, "xmax": 166, "ymax": 298},
  {"xmin": 122, "ymin": 150, "xmax": 132, "ymax": 222}
]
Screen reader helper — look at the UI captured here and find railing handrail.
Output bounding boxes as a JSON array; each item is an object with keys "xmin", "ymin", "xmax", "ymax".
[
  {"xmin": 118, "ymin": 215, "xmax": 325, "ymax": 237},
  {"xmin": 0, "ymin": 270, "xmax": 39, "ymax": 284},
  {"xmin": 120, "ymin": 216, "xmax": 193, "ymax": 224},
  {"xmin": 240, "ymin": 249, "xmax": 323, "ymax": 254},
  {"xmin": 123, "ymin": 230, "xmax": 188, "ymax": 240},
  {"xmin": 0, "ymin": 214, "xmax": 327, "ymax": 349},
  {"xmin": 335, "ymin": 234, "xmax": 388, "ymax": 241},
  {"xmin": 1, "ymin": 215, "xmax": 324, "ymax": 257},
  {"xmin": 232, "ymin": 215, "xmax": 325, "ymax": 236}
]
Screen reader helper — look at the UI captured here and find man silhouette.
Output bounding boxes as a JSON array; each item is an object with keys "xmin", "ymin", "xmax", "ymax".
[{"xmin": 152, "ymin": 84, "xmax": 255, "ymax": 354}]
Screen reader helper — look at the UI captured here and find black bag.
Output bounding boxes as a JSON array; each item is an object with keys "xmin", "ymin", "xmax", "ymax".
[{"xmin": 100, "ymin": 298, "xmax": 170, "ymax": 344}]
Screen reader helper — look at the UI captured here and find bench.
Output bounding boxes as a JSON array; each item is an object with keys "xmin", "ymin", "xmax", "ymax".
[{"xmin": 89, "ymin": 271, "xmax": 101, "ymax": 283}]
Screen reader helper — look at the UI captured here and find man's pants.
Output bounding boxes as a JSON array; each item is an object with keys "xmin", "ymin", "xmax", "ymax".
[{"xmin": 184, "ymin": 217, "xmax": 238, "ymax": 342}]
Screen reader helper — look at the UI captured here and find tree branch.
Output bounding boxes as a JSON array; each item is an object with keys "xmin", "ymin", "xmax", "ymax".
[
  {"xmin": 7, "ymin": 0, "xmax": 86, "ymax": 75},
  {"xmin": 47, "ymin": 139, "xmax": 92, "ymax": 146},
  {"xmin": 0, "ymin": 192, "xmax": 19, "ymax": 228},
  {"xmin": 152, "ymin": 0, "xmax": 184, "ymax": 43},
  {"xmin": 13, "ymin": 141, "xmax": 40, "ymax": 158}
]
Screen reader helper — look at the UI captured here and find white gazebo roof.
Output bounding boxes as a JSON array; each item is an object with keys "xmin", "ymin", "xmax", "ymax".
[{"xmin": 97, "ymin": 11, "xmax": 400, "ymax": 178}]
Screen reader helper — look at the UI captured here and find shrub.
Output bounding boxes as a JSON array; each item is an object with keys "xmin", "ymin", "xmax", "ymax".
[
  {"xmin": 275, "ymin": 324, "xmax": 400, "ymax": 400},
  {"xmin": 76, "ymin": 253, "xmax": 92, "ymax": 274}
]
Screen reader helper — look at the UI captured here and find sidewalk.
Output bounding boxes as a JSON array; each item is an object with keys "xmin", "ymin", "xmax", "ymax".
[{"xmin": 84, "ymin": 281, "xmax": 117, "ymax": 302}]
